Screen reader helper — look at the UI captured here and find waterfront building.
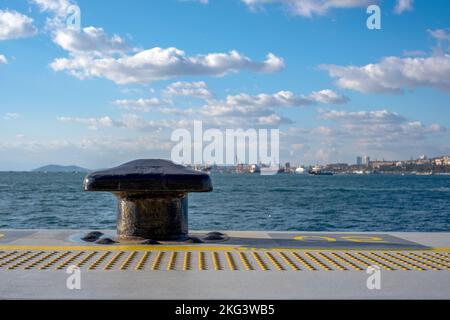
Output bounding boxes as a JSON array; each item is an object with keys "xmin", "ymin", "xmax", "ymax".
[{"xmin": 356, "ymin": 156, "xmax": 363, "ymax": 166}]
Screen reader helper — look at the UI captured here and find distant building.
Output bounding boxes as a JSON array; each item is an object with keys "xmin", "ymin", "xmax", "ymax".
[
  {"xmin": 356, "ymin": 156, "xmax": 363, "ymax": 166},
  {"xmin": 363, "ymin": 156, "xmax": 370, "ymax": 166}
]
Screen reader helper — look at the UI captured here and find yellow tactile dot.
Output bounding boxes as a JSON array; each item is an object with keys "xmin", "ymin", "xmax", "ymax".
[
  {"xmin": 344, "ymin": 252, "xmax": 371, "ymax": 268},
  {"xmin": 0, "ymin": 251, "xmax": 31, "ymax": 268},
  {"xmin": 89, "ymin": 251, "xmax": 111, "ymax": 270},
  {"xmin": 76, "ymin": 251, "xmax": 97, "ymax": 268},
  {"xmin": 151, "ymin": 251, "xmax": 164, "ymax": 270},
  {"xmin": 304, "ymin": 252, "xmax": 332, "ymax": 270},
  {"xmin": 408, "ymin": 252, "xmax": 449, "ymax": 270},
  {"xmin": 166, "ymin": 251, "xmax": 177, "ymax": 271},
  {"xmin": 251, "ymin": 252, "xmax": 269, "ymax": 271},
  {"xmin": 291, "ymin": 252, "xmax": 316, "ymax": 270},
  {"xmin": 183, "ymin": 251, "xmax": 191, "ymax": 271},
  {"xmin": 422, "ymin": 253, "xmax": 450, "ymax": 267},
  {"xmin": 395, "ymin": 252, "xmax": 440, "ymax": 271},
  {"xmin": 225, "ymin": 252, "xmax": 237, "ymax": 271},
  {"xmin": 265, "ymin": 252, "xmax": 285, "ymax": 271},
  {"xmin": 135, "ymin": 252, "xmax": 150, "ymax": 271},
  {"xmin": 278, "ymin": 252, "xmax": 300, "ymax": 271},
  {"xmin": 8, "ymin": 251, "xmax": 44, "ymax": 270},
  {"xmin": 329, "ymin": 252, "xmax": 363, "ymax": 271},
  {"xmin": 238, "ymin": 251, "xmax": 253, "ymax": 270},
  {"xmin": 198, "ymin": 251, "xmax": 207, "ymax": 270},
  {"xmin": 317, "ymin": 252, "xmax": 347, "ymax": 271},
  {"xmin": 211, "ymin": 252, "xmax": 222, "ymax": 271},
  {"xmin": 356, "ymin": 252, "xmax": 394, "ymax": 270},
  {"xmin": 104, "ymin": 251, "xmax": 124, "ymax": 270},
  {"xmin": 40, "ymin": 251, "xmax": 71, "ymax": 270},
  {"xmin": 120, "ymin": 251, "xmax": 137, "ymax": 270}
]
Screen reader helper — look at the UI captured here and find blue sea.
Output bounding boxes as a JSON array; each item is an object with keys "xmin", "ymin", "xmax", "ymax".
[{"xmin": 0, "ymin": 172, "xmax": 449, "ymax": 232}]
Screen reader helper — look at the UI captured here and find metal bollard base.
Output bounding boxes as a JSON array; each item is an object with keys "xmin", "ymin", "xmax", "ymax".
[{"xmin": 115, "ymin": 192, "xmax": 188, "ymax": 241}]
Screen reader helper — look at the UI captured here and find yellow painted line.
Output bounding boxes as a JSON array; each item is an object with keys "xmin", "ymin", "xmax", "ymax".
[{"xmin": 0, "ymin": 244, "xmax": 448, "ymax": 252}]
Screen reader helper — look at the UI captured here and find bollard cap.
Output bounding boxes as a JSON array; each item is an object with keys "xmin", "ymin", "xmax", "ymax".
[{"xmin": 84, "ymin": 159, "xmax": 212, "ymax": 193}]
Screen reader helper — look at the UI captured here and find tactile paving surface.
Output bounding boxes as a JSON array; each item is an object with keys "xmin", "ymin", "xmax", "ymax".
[{"xmin": 0, "ymin": 249, "xmax": 449, "ymax": 272}]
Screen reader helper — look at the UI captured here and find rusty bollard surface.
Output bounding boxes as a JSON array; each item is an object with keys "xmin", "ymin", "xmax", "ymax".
[{"xmin": 83, "ymin": 159, "xmax": 213, "ymax": 240}]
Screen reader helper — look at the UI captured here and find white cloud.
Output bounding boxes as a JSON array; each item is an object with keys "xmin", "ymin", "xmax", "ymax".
[
  {"xmin": 241, "ymin": 0, "xmax": 371, "ymax": 17},
  {"xmin": 113, "ymin": 98, "xmax": 169, "ymax": 112},
  {"xmin": 50, "ymin": 47, "xmax": 284, "ymax": 84},
  {"xmin": 317, "ymin": 109, "xmax": 446, "ymax": 140},
  {"xmin": 319, "ymin": 109, "xmax": 406, "ymax": 124},
  {"xmin": 164, "ymin": 81, "xmax": 213, "ymax": 99},
  {"xmin": 225, "ymin": 89, "xmax": 348, "ymax": 107},
  {"xmin": 0, "ymin": 10, "xmax": 37, "ymax": 41},
  {"xmin": 53, "ymin": 27, "xmax": 129, "ymax": 56},
  {"xmin": 3, "ymin": 113, "xmax": 20, "ymax": 120},
  {"xmin": 57, "ymin": 114, "xmax": 191, "ymax": 131},
  {"xmin": 394, "ymin": 0, "xmax": 414, "ymax": 14},
  {"xmin": 281, "ymin": 108, "xmax": 448, "ymax": 164},
  {"xmin": 57, "ymin": 116, "xmax": 114, "ymax": 130},
  {"xmin": 31, "ymin": 0, "xmax": 73, "ymax": 17},
  {"xmin": 428, "ymin": 29, "xmax": 450, "ymax": 42},
  {"xmin": 0, "ymin": 54, "xmax": 7, "ymax": 64},
  {"xmin": 321, "ymin": 54, "xmax": 450, "ymax": 93}
]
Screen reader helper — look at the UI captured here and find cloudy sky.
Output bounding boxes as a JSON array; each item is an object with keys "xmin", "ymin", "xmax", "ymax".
[{"xmin": 0, "ymin": 0, "xmax": 449, "ymax": 170}]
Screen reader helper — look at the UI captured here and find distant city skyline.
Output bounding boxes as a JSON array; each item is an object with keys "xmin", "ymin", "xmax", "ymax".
[{"xmin": 1, "ymin": 0, "xmax": 450, "ymax": 170}]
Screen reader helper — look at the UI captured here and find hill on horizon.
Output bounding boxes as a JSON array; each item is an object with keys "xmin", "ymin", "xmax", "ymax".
[{"xmin": 32, "ymin": 165, "xmax": 91, "ymax": 173}]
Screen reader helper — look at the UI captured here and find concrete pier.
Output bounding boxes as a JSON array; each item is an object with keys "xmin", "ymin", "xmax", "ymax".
[{"xmin": 0, "ymin": 229, "xmax": 448, "ymax": 299}]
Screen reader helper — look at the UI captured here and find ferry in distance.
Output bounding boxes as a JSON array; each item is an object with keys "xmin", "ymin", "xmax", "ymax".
[{"xmin": 309, "ymin": 166, "xmax": 333, "ymax": 176}]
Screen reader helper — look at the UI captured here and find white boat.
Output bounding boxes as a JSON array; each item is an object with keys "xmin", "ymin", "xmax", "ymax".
[{"xmin": 295, "ymin": 167, "xmax": 307, "ymax": 174}]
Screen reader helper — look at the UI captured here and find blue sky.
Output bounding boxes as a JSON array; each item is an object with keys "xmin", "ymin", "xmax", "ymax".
[{"xmin": 0, "ymin": 0, "xmax": 449, "ymax": 170}]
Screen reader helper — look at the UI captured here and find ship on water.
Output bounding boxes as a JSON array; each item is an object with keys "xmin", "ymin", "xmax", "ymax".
[{"xmin": 308, "ymin": 165, "xmax": 333, "ymax": 176}]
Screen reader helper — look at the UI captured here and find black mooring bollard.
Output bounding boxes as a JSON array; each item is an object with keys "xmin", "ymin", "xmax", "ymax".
[{"xmin": 83, "ymin": 159, "xmax": 213, "ymax": 241}]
